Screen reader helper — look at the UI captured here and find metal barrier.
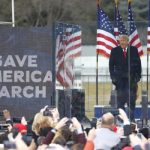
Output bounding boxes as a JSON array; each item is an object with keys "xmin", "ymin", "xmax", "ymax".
[{"xmin": 77, "ymin": 74, "xmax": 150, "ymax": 118}]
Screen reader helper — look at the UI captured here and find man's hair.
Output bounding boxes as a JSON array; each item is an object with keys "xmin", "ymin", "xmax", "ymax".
[
  {"xmin": 119, "ymin": 34, "xmax": 129, "ymax": 41},
  {"xmin": 101, "ymin": 112, "xmax": 114, "ymax": 126}
]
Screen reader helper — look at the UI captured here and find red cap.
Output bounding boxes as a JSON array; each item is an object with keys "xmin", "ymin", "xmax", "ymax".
[{"xmin": 13, "ymin": 123, "xmax": 27, "ymax": 134}]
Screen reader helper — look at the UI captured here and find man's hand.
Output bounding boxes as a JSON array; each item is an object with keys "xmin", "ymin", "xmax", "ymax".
[
  {"xmin": 87, "ymin": 128, "xmax": 96, "ymax": 141},
  {"xmin": 118, "ymin": 108, "xmax": 129, "ymax": 123},
  {"xmin": 71, "ymin": 117, "xmax": 82, "ymax": 129},
  {"xmin": 51, "ymin": 108, "xmax": 60, "ymax": 123},
  {"xmin": 55, "ymin": 117, "xmax": 68, "ymax": 130},
  {"xmin": 21, "ymin": 116, "xmax": 27, "ymax": 126}
]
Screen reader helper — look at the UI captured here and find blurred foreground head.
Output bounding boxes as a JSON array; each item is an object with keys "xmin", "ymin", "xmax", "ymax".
[
  {"xmin": 101, "ymin": 112, "xmax": 115, "ymax": 129},
  {"xmin": 32, "ymin": 112, "xmax": 53, "ymax": 135},
  {"xmin": 3, "ymin": 109, "xmax": 11, "ymax": 119}
]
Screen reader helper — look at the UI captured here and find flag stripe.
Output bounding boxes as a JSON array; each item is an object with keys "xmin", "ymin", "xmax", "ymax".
[
  {"xmin": 129, "ymin": 30, "xmax": 143, "ymax": 56},
  {"xmin": 65, "ymin": 46, "xmax": 81, "ymax": 59},
  {"xmin": 147, "ymin": 5, "xmax": 150, "ymax": 53},
  {"xmin": 97, "ymin": 49, "xmax": 110, "ymax": 57},
  {"xmin": 128, "ymin": 2, "xmax": 143, "ymax": 56},
  {"xmin": 96, "ymin": 5, "xmax": 117, "ymax": 57},
  {"xmin": 66, "ymin": 42, "xmax": 81, "ymax": 53},
  {"xmin": 114, "ymin": 5, "xmax": 127, "ymax": 44},
  {"xmin": 97, "ymin": 41, "xmax": 113, "ymax": 51},
  {"xmin": 56, "ymin": 24, "xmax": 81, "ymax": 88},
  {"xmin": 97, "ymin": 30, "xmax": 117, "ymax": 46}
]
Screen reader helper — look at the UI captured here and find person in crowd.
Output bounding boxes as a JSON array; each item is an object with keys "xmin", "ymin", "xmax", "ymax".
[
  {"xmin": 32, "ymin": 106, "xmax": 69, "ymax": 146},
  {"xmin": 109, "ymin": 34, "xmax": 141, "ymax": 121},
  {"xmin": 13, "ymin": 123, "xmax": 27, "ymax": 135},
  {"xmin": 111, "ymin": 109, "xmax": 149, "ymax": 150},
  {"xmin": 41, "ymin": 117, "xmax": 69, "ymax": 145},
  {"xmin": 42, "ymin": 117, "xmax": 86, "ymax": 146},
  {"xmin": 84, "ymin": 128, "xmax": 96, "ymax": 150},
  {"xmin": 32, "ymin": 112, "xmax": 54, "ymax": 145},
  {"xmin": 2, "ymin": 106, "xmax": 150, "ymax": 150},
  {"xmin": 93, "ymin": 112, "xmax": 120, "ymax": 150},
  {"xmin": 3, "ymin": 109, "xmax": 13, "ymax": 126}
]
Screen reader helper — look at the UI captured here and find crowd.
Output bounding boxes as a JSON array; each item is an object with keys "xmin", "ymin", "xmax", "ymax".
[{"xmin": 0, "ymin": 107, "xmax": 150, "ymax": 150}]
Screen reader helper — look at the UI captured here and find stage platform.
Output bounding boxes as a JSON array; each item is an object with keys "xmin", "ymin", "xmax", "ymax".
[{"xmin": 94, "ymin": 105, "xmax": 150, "ymax": 119}]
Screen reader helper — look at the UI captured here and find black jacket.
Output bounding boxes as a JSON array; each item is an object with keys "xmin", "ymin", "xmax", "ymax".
[{"xmin": 109, "ymin": 46, "xmax": 141, "ymax": 86}]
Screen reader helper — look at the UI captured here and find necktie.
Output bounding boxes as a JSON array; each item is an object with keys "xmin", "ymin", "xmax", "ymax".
[{"xmin": 123, "ymin": 48, "xmax": 127, "ymax": 58}]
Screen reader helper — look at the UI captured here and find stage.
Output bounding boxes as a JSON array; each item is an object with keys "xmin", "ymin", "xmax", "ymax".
[{"xmin": 94, "ymin": 105, "xmax": 150, "ymax": 119}]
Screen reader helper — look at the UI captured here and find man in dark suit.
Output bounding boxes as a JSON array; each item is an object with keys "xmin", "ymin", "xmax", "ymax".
[{"xmin": 109, "ymin": 35, "xmax": 141, "ymax": 121}]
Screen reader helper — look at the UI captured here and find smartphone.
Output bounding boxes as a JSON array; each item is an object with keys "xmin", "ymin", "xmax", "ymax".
[
  {"xmin": 13, "ymin": 117, "xmax": 22, "ymax": 123},
  {"xmin": 46, "ymin": 106, "xmax": 56, "ymax": 111},
  {"xmin": 43, "ymin": 106, "xmax": 56, "ymax": 117},
  {"xmin": 91, "ymin": 118, "xmax": 97, "ymax": 128}
]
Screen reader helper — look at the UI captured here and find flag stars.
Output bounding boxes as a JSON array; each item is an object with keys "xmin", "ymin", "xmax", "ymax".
[
  {"xmin": 115, "ymin": 7, "xmax": 127, "ymax": 35},
  {"xmin": 98, "ymin": 8, "xmax": 114, "ymax": 33}
]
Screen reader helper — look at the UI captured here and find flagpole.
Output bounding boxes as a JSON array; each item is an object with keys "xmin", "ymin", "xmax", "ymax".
[
  {"xmin": 147, "ymin": 0, "xmax": 150, "ymax": 101},
  {"xmin": 128, "ymin": 0, "xmax": 132, "ymax": 121},
  {"xmin": 96, "ymin": 0, "xmax": 100, "ymax": 105},
  {"xmin": 11, "ymin": 0, "xmax": 15, "ymax": 27},
  {"xmin": 96, "ymin": 54, "xmax": 99, "ymax": 105},
  {"xmin": 146, "ymin": 51, "xmax": 149, "ymax": 98},
  {"xmin": 52, "ymin": 22, "xmax": 56, "ymax": 105}
]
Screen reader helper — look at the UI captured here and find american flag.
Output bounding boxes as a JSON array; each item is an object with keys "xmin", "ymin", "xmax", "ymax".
[
  {"xmin": 147, "ymin": 0, "xmax": 150, "ymax": 53},
  {"xmin": 96, "ymin": 4, "xmax": 118, "ymax": 57},
  {"xmin": 56, "ymin": 24, "xmax": 81, "ymax": 88},
  {"xmin": 128, "ymin": 2, "xmax": 143, "ymax": 56},
  {"xmin": 114, "ymin": 5, "xmax": 127, "ymax": 43}
]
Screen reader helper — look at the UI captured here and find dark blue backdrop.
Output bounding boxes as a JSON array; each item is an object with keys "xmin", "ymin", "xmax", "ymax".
[{"xmin": 0, "ymin": 27, "xmax": 54, "ymax": 119}]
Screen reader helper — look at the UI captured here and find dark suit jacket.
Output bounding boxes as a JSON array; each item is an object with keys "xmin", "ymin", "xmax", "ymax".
[{"xmin": 109, "ymin": 46, "xmax": 141, "ymax": 87}]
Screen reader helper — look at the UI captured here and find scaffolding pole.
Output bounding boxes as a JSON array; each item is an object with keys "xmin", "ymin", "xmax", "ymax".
[
  {"xmin": 12, "ymin": 0, "xmax": 15, "ymax": 27},
  {"xmin": 0, "ymin": 0, "xmax": 15, "ymax": 27}
]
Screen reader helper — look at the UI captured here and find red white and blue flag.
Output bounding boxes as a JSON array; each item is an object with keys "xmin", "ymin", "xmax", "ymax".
[
  {"xmin": 56, "ymin": 24, "xmax": 81, "ymax": 88},
  {"xmin": 96, "ymin": 4, "xmax": 118, "ymax": 57},
  {"xmin": 128, "ymin": 2, "xmax": 143, "ymax": 56},
  {"xmin": 114, "ymin": 5, "xmax": 127, "ymax": 43}
]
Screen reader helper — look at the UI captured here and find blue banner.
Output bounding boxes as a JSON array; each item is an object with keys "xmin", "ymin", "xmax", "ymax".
[{"xmin": 0, "ymin": 27, "xmax": 53, "ymax": 119}]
